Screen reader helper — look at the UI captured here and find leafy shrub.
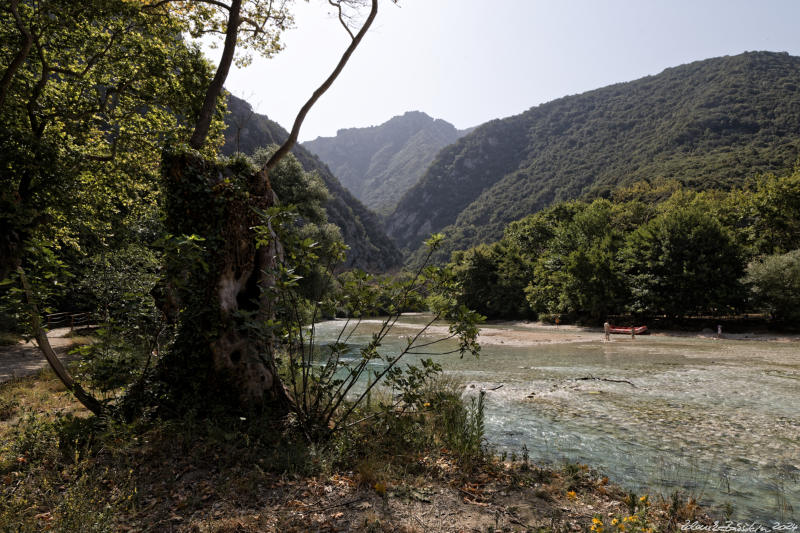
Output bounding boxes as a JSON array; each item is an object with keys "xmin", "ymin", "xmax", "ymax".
[{"xmin": 745, "ymin": 249, "xmax": 800, "ymax": 324}]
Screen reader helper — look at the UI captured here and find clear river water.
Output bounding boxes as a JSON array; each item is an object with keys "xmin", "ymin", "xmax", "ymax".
[{"xmin": 312, "ymin": 315, "xmax": 799, "ymax": 521}]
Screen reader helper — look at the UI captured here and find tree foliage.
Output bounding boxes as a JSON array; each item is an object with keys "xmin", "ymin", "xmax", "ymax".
[
  {"xmin": 0, "ymin": 0, "xmax": 217, "ymax": 280},
  {"xmin": 745, "ymin": 249, "xmax": 800, "ymax": 324},
  {"xmin": 621, "ymin": 202, "xmax": 744, "ymax": 317},
  {"xmin": 445, "ymin": 170, "xmax": 800, "ymax": 323}
]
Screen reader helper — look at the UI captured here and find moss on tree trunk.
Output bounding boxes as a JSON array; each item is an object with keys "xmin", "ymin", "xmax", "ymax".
[{"xmin": 156, "ymin": 149, "xmax": 289, "ymax": 413}]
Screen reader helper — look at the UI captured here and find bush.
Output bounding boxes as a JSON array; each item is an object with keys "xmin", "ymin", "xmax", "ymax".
[{"xmin": 745, "ymin": 249, "xmax": 800, "ymax": 324}]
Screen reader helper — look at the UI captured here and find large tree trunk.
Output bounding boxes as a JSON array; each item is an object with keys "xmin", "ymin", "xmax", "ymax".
[{"xmin": 155, "ymin": 150, "xmax": 290, "ymax": 413}]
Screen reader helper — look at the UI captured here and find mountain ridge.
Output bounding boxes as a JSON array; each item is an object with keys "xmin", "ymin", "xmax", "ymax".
[
  {"xmin": 302, "ymin": 111, "xmax": 467, "ymax": 213},
  {"xmin": 386, "ymin": 51, "xmax": 800, "ymax": 259}
]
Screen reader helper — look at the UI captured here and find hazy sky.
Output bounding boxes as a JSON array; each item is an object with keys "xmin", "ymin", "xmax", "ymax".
[{"xmin": 214, "ymin": 0, "xmax": 800, "ymax": 142}]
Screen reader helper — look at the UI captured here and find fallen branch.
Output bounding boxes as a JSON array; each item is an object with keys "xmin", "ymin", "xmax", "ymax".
[{"xmin": 574, "ymin": 375, "xmax": 636, "ymax": 387}]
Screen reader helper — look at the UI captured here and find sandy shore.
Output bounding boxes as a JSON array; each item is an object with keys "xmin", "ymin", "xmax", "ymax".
[
  {"xmin": 483, "ymin": 320, "xmax": 800, "ymax": 346},
  {"xmin": 361, "ymin": 318, "xmax": 800, "ymax": 347}
]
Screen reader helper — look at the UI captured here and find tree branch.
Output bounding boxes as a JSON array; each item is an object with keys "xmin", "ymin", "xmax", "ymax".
[
  {"xmin": 0, "ymin": 0, "xmax": 34, "ymax": 111},
  {"xmin": 188, "ymin": 0, "xmax": 242, "ymax": 149},
  {"xmin": 27, "ymin": 36, "xmax": 49, "ymax": 138},
  {"xmin": 573, "ymin": 375, "xmax": 637, "ymax": 387},
  {"xmin": 328, "ymin": 0, "xmax": 355, "ymax": 40},
  {"xmin": 17, "ymin": 267, "xmax": 104, "ymax": 416},
  {"xmin": 261, "ymin": 0, "xmax": 378, "ymax": 175}
]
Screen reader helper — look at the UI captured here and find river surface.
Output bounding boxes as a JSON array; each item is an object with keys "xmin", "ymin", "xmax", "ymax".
[{"xmin": 312, "ymin": 315, "xmax": 799, "ymax": 521}]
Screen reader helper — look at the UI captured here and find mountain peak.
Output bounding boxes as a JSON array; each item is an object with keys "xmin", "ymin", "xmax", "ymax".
[{"xmin": 303, "ymin": 112, "xmax": 468, "ymax": 213}]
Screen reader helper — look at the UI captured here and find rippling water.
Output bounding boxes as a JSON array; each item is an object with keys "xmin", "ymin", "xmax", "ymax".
[{"xmin": 312, "ymin": 315, "xmax": 799, "ymax": 520}]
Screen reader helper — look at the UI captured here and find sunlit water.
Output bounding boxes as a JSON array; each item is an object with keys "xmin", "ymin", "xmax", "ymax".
[{"xmin": 311, "ymin": 315, "xmax": 799, "ymax": 521}]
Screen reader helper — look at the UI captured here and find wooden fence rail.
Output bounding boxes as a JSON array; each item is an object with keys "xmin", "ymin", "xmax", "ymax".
[{"xmin": 46, "ymin": 312, "xmax": 93, "ymax": 331}]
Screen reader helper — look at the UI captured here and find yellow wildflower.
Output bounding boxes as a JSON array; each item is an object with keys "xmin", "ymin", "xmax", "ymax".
[
  {"xmin": 611, "ymin": 518, "xmax": 619, "ymax": 525},
  {"xmin": 592, "ymin": 517, "xmax": 602, "ymax": 525},
  {"xmin": 566, "ymin": 490, "xmax": 577, "ymax": 500}
]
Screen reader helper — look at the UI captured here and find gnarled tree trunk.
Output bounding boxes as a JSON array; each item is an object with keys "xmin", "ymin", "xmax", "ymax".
[
  {"xmin": 155, "ymin": 0, "xmax": 379, "ymax": 416},
  {"xmin": 156, "ymin": 150, "xmax": 290, "ymax": 412}
]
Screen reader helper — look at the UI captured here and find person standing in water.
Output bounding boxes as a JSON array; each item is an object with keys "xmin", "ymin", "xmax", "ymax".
[{"xmin": 604, "ymin": 321, "xmax": 611, "ymax": 342}]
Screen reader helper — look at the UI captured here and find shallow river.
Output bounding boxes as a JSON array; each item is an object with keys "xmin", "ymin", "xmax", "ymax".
[{"xmin": 312, "ymin": 315, "xmax": 799, "ymax": 521}]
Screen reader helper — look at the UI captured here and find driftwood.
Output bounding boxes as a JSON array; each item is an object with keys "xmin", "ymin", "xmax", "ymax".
[{"xmin": 574, "ymin": 375, "xmax": 637, "ymax": 388}]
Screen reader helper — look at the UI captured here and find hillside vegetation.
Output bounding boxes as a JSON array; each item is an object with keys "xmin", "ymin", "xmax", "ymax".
[
  {"xmin": 388, "ymin": 52, "xmax": 800, "ymax": 262},
  {"xmin": 223, "ymin": 95, "xmax": 402, "ymax": 272},
  {"xmin": 303, "ymin": 111, "xmax": 466, "ymax": 213}
]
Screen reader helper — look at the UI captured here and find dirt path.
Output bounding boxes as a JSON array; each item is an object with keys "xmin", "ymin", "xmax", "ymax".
[{"xmin": 0, "ymin": 328, "xmax": 83, "ymax": 383}]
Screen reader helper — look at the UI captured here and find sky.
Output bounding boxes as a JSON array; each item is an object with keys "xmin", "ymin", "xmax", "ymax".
[{"xmin": 212, "ymin": 0, "xmax": 800, "ymax": 142}]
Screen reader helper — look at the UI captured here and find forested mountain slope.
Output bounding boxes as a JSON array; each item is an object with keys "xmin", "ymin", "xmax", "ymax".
[
  {"xmin": 303, "ymin": 112, "xmax": 466, "ymax": 213},
  {"xmin": 222, "ymin": 95, "xmax": 402, "ymax": 272},
  {"xmin": 387, "ymin": 51, "xmax": 800, "ymax": 259}
]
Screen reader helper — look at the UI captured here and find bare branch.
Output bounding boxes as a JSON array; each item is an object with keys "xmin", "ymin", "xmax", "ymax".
[
  {"xmin": 328, "ymin": 0, "xmax": 355, "ymax": 40},
  {"xmin": 261, "ymin": 0, "xmax": 378, "ymax": 175},
  {"xmin": 573, "ymin": 375, "xmax": 637, "ymax": 387},
  {"xmin": 189, "ymin": 0, "xmax": 242, "ymax": 149}
]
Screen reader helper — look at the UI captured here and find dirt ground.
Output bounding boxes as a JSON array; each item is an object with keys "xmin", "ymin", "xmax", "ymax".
[
  {"xmin": 0, "ymin": 328, "xmax": 82, "ymax": 383},
  {"xmin": 114, "ymin": 445, "xmax": 688, "ymax": 532}
]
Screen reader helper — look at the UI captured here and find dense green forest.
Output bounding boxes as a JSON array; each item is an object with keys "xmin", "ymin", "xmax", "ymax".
[
  {"xmin": 389, "ymin": 52, "xmax": 800, "ymax": 263},
  {"xmin": 303, "ymin": 111, "xmax": 467, "ymax": 214},
  {"xmin": 223, "ymin": 95, "xmax": 402, "ymax": 271},
  {"xmin": 446, "ymin": 171, "xmax": 800, "ymax": 325}
]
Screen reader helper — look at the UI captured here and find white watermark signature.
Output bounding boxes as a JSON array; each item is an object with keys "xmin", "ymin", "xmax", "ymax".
[{"xmin": 681, "ymin": 521, "xmax": 798, "ymax": 532}]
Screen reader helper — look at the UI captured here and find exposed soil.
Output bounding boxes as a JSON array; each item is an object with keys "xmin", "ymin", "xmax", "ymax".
[
  {"xmin": 109, "ymin": 444, "xmax": 698, "ymax": 532},
  {"xmin": 0, "ymin": 328, "xmax": 84, "ymax": 383}
]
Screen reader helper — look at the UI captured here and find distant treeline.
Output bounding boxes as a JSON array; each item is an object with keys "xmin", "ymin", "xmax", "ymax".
[{"xmin": 446, "ymin": 169, "xmax": 800, "ymax": 326}]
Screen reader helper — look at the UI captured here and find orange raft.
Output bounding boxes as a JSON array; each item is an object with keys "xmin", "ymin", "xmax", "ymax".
[{"xmin": 607, "ymin": 325, "xmax": 648, "ymax": 335}]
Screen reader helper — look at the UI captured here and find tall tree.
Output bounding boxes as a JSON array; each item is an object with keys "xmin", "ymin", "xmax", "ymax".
[
  {"xmin": 621, "ymin": 202, "xmax": 745, "ymax": 317},
  {"xmin": 1, "ymin": 0, "xmax": 217, "ymax": 413},
  {"xmin": 0, "ymin": 0, "xmax": 214, "ymax": 280},
  {"xmin": 151, "ymin": 0, "xmax": 383, "ymax": 412}
]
